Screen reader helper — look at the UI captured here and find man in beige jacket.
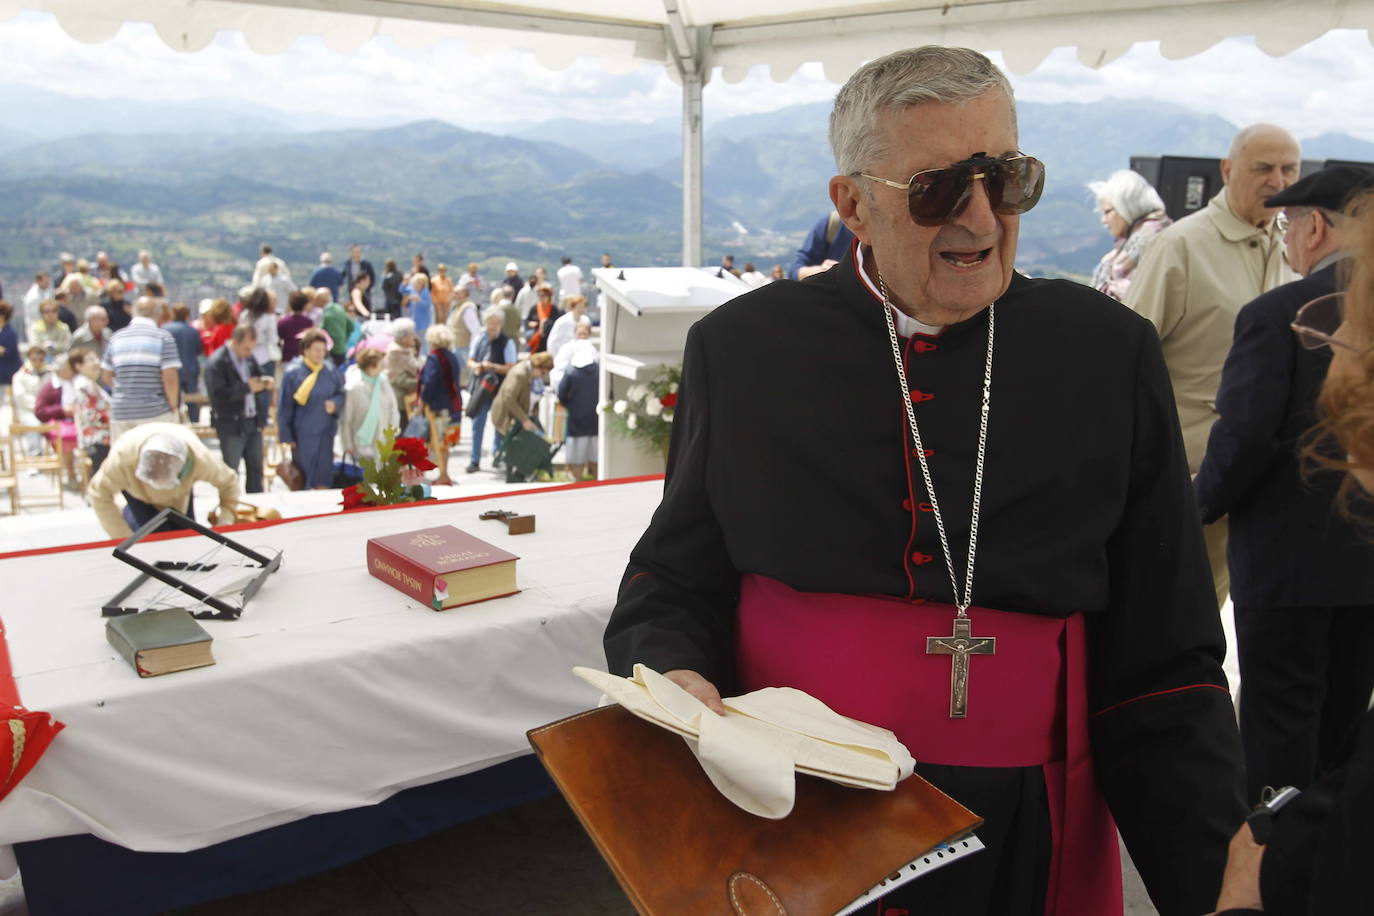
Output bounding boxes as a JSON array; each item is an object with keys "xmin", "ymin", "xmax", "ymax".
[
  {"xmin": 491, "ymin": 352, "xmax": 554, "ymax": 441},
  {"xmin": 89, "ymin": 422, "xmax": 240, "ymax": 538},
  {"xmin": 1125, "ymin": 124, "xmax": 1301, "ymax": 609}
]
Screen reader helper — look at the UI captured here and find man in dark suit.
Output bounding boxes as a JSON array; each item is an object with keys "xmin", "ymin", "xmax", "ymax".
[
  {"xmin": 204, "ymin": 324, "xmax": 272, "ymax": 493},
  {"xmin": 340, "ymin": 244, "xmax": 376, "ymax": 313},
  {"xmin": 1195, "ymin": 164, "xmax": 1374, "ymax": 804}
]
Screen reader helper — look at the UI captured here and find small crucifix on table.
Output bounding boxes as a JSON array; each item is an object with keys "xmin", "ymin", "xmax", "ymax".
[{"xmin": 926, "ymin": 615, "xmax": 996, "ymax": 719}]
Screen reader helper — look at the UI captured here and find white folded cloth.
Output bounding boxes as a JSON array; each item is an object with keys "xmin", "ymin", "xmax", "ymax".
[{"xmin": 573, "ymin": 664, "xmax": 916, "ymax": 819}]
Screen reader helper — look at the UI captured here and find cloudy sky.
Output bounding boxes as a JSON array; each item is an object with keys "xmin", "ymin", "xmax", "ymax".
[{"xmin": 0, "ymin": 9, "xmax": 1371, "ymax": 138}]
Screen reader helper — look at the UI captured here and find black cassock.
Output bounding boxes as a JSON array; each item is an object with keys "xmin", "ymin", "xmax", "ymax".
[{"xmin": 604, "ymin": 245, "xmax": 1246, "ymax": 916}]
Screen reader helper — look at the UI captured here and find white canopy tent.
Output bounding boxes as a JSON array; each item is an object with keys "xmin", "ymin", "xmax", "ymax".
[{"xmin": 5, "ymin": 0, "xmax": 1374, "ymax": 263}]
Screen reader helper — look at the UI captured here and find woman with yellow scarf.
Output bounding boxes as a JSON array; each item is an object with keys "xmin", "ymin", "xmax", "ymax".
[{"xmin": 278, "ymin": 328, "xmax": 346, "ymax": 488}]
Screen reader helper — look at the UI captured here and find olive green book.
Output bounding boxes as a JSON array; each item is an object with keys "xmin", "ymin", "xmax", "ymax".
[{"xmin": 106, "ymin": 608, "xmax": 216, "ymax": 678}]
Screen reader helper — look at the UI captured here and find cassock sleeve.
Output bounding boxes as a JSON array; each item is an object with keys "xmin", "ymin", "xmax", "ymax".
[
  {"xmin": 1193, "ymin": 298, "xmax": 1294, "ymax": 522},
  {"xmin": 1088, "ymin": 325, "xmax": 1247, "ymax": 916},
  {"xmin": 604, "ymin": 322, "xmax": 741, "ymax": 691}
]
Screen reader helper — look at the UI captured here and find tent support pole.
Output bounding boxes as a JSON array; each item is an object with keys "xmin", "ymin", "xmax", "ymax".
[
  {"xmin": 681, "ymin": 66, "xmax": 704, "ymax": 267},
  {"xmin": 664, "ymin": 5, "xmax": 707, "ymax": 267}
]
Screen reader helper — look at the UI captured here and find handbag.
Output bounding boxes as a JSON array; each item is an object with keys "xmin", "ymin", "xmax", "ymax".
[
  {"xmin": 402, "ymin": 412, "xmax": 429, "ymax": 439},
  {"xmin": 331, "ymin": 458, "xmax": 363, "ymax": 489},
  {"xmin": 275, "ymin": 449, "xmax": 305, "ymax": 491},
  {"xmin": 464, "ymin": 370, "xmax": 500, "ymax": 419}
]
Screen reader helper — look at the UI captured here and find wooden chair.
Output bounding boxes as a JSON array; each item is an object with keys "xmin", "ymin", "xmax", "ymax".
[
  {"xmin": 9, "ymin": 423, "xmax": 65, "ymax": 509},
  {"xmin": 182, "ymin": 393, "xmax": 218, "ymax": 441},
  {"xmin": 0, "ymin": 434, "xmax": 18, "ymax": 515}
]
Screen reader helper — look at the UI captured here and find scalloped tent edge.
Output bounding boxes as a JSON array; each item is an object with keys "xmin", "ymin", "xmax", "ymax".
[{"xmin": 4, "ymin": 0, "xmax": 1372, "ymax": 264}]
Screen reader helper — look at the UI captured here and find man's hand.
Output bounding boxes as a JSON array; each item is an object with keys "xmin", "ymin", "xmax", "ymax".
[
  {"xmin": 216, "ymin": 506, "xmax": 237, "ymax": 525},
  {"xmin": 522, "ymin": 418, "xmax": 536, "ymax": 432},
  {"xmin": 248, "ymin": 377, "xmax": 267, "ymax": 393},
  {"xmin": 324, "ymin": 401, "xmax": 337, "ymax": 415},
  {"xmin": 664, "ymin": 669, "xmax": 726, "ymax": 716},
  {"xmin": 1208, "ymin": 823, "xmax": 1264, "ymax": 913}
]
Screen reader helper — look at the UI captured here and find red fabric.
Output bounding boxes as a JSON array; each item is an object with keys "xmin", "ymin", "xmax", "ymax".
[
  {"xmin": 0, "ymin": 618, "xmax": 64, "ymax": 801},
  {"xmin": 200, "ymin": 322, "xmax": 234, "ymax": 356},
  {"xmin": 735, "ymin": 574, "xmax": 1121, "ymax": 916}
]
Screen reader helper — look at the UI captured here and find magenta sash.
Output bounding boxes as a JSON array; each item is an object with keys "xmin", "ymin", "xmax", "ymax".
[{"xmin": 735, "ymin": 574, "xmax": 1121, "ymax": 916}]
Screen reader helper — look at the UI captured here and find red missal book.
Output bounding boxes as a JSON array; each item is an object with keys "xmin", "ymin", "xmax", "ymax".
[{"xmin": 366, "ymin": 525, "xmax": 520, "ymax": 610}]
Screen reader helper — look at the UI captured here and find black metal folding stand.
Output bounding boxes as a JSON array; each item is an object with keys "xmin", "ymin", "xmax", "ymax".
[{"xmin": 101, "ymin": 508, "xmax": 283, "ymax": 620}]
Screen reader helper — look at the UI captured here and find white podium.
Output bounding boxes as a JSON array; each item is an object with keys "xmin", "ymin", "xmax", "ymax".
[{"xmin": 593, "ymin": 267, "xmax": 750, "ymax": 479}]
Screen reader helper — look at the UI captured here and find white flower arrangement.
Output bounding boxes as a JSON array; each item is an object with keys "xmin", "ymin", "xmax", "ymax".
[{"xmin": 599, "ymin": 363, "xmax": 683, "ymax": 459}]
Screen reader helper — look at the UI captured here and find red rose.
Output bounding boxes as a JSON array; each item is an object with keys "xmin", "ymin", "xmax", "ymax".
[
  {"xmin": 393, "ymin": 437, "xmax": 430, "ymax": 466},
  {"xmin": 661, "ymin": 393, "xmax": 678, "ymax": 408},
  {"xmin": 340, "ymin": 484, "xmax": 368, "ymax": 510}
]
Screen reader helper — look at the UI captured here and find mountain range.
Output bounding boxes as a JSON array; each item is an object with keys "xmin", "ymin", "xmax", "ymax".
[{"xmin": 1, "ymin": 86, "xmax": 1372, "ymax": 304}]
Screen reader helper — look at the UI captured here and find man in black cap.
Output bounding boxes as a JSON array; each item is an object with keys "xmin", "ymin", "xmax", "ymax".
[{"xmin": 1195, "ymin": 164, "xmax": 1374, "ymax": 803}]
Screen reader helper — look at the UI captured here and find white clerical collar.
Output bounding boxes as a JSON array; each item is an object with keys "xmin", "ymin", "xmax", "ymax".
[{"xmin": 855, "ymin": 244, "xmax": 945, "ymax": 337}]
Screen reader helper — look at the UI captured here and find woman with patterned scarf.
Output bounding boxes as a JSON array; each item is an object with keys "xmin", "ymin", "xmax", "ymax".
[{"xmin": 278, "ymin": 328, "xmax": 345, "ymax": 488}]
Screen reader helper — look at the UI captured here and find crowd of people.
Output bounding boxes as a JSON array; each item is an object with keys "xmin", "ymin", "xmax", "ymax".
[{"xmin": 0, "ymin": 243, "xmax": 620, "ymax": 529}]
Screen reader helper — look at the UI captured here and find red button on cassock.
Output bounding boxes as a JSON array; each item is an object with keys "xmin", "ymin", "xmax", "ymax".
[
  {"xmin": 911, "ymin": 390, "xmax": 935, "ymax": 403},
  {"xmin": 911, "ymin": 552, "xmax": 933, "ymax": 565},
  {"xmin": 902, "ymin": 498, "xmax": 913, "ymax": 512},
  {"xmin": 913, "ymin": 340, "xmax": 938, "ymax": 353}
]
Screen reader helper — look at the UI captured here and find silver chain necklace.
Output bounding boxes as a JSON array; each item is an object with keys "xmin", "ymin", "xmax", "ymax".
[
  {"xmin": 879, "ymin": 278, "xmax": 998, "ymax": 718},
  {"xmin": 877, "ymin": 278, "xmax": 994, "ymax": 617}
]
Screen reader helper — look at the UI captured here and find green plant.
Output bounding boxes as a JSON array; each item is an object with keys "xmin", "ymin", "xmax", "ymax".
[{"xmin": 340, "ymin": 427, "xmax": 436, "ymax": 510}]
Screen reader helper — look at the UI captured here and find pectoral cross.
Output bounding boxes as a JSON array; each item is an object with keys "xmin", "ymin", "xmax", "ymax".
[{"xmin": 926, "ymin": 616, "xmax": 996, "ymax": 719}]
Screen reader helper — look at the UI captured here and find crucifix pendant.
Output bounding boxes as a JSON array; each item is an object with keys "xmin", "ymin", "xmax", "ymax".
[{"xmin": 926, "ymin": 615, "xmax": 996, "ymax": 719}]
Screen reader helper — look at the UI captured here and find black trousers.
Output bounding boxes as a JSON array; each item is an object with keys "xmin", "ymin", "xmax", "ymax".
[
  {"xmin": 217, "ymin": 417, "xmax": 264, "ymax": 494},
  {"xmin": 121, "ymin": 491, "xmax": 197, "ymax": 533},
  {"xmin": 1236, "ymin": 603, "xmax": 1374, "ymax": 803}
]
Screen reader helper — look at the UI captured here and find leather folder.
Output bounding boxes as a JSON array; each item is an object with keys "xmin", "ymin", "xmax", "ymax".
[{"xmin": 527, "ymin": 704, "xmax": 983, "ymax": 916}]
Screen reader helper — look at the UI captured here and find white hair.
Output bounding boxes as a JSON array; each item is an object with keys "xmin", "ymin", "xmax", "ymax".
[
  {"xmin": 390, "ymin": 317, "xmax": 417, "ymax": 340},
  {"xmin": 829, "ymin": 46, "xmax": 1016, "ymax": 176},
  {"xmin": 1087, "ymin": 169, "xmax": 1166, "ymax": 226},
  {"xmin": 320, "ymin": 252, "xmax": 333, "ymax": 264},
  {"xmin": 482, "ymin": 306, "xmax": 505, "ymax": 323}
]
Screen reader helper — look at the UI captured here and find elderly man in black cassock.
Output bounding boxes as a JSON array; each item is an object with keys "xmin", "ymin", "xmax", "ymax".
[{"xmin": 604, "ymin": 46, "xmax": 1245, "ymax": 916}]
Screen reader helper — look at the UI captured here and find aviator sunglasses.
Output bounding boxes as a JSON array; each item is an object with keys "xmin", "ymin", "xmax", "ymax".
[
  {"xmin": 1292, "ymin": 292, "xmax": 1362, "ymax": 352},
  {"xmin": 860, "ymin": 152, "xmax": 1046, "ymax": 227}
]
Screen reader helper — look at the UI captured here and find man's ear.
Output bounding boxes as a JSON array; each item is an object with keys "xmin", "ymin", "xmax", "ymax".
[
  {"xmin": 1306, "ymin": 211, "xmax": 1334, "ymax": 258},
  {"xmin": 1219, "ymin": 157, "xmax": 1232, "ymax": 187},
  {"xmin": 830, "ymin": 175, "xmax": 872, "ymax": 244}
]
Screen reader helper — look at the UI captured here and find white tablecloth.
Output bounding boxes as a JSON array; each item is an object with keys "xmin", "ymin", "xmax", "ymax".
[{"xmin": 0, "ymin": 479, "xmax": 661, "ymax": 853}]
